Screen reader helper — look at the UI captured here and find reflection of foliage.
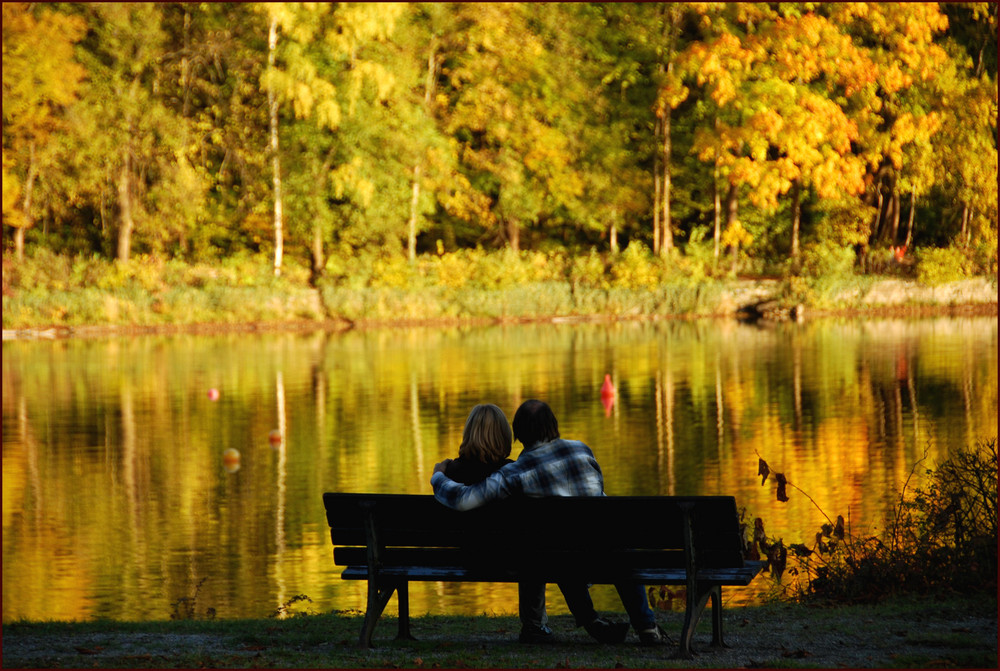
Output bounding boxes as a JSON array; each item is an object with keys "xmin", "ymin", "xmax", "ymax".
[{"xmin": 750, "ymin": 439, "xmax": 998, "ymax": 602}]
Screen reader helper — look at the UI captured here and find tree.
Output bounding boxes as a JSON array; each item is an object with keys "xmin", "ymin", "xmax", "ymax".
[
  {"xmin": 259, "ymin": 3, "xmax": 403, "ymax": 276},
  {"xmin": 443, "ymin": 3, "xmax": 591, "ymax": 252},
  {"xmin": 1, "ymin": 2, "xmax": 86, "ymax": 260}
]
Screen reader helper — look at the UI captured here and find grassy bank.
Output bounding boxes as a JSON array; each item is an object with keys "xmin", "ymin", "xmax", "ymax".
[
  {"xmin": 3, "ymin": 595, "xmax": 996, "ymax": 669},
  {"xmin": 3, "ymin": 249, "xmax": 996, "ymax": 331}
]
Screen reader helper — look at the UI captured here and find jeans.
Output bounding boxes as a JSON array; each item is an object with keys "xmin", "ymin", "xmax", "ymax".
[{"xmin": 518, "ymin": 580, "xmax": 656, "ymax": 633}]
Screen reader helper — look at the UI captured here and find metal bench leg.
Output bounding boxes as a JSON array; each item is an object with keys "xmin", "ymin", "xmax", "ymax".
[
  {"xmin": 396, "ymin": 581, "xmax": 417, "ymax": 641},
  {"xmin": 710, "ymin": 586, "xmax": 729, "ymax": 649},
  {"xmin": 358, "ymin": 581, "xmax": 397, "ymax": 648},
  {"xmin": 674, "ymin": 585, "xmax": 713, "ymax": 660}
]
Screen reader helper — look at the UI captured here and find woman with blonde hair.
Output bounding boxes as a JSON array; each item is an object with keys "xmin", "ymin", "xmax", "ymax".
[{"xmin": 442, "ymin": 403, "xmax": 514, "ymax": 485}]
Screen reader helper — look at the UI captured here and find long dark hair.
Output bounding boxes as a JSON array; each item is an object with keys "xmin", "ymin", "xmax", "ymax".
[{"xmin": 512, "ymin": 399, "xmax": 560, "ymax": 448}]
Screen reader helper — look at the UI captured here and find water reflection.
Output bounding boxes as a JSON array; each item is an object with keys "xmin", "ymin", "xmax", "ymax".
[{"xmin": 2, "ymin": 317, "xmax": 997, "ymax": 622}]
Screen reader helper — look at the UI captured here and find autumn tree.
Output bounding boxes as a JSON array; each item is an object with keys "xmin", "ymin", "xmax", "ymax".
[{"xmin": 1, "ymin": 2, "xmax": 86, "ymax": 260}]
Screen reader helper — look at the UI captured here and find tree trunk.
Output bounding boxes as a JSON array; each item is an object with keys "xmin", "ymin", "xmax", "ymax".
[
  {"xmin": 889, "ymin": 191, "xmax": 900, "ymax": 244},
  {"xmin": 725, "ymin": 182, "xmax": 739, "ymax": 274},
  {"xmin": 117, "ymin": 150, "xmax": 134, "ymax": 263},
  {"xmin": 659, "ymin": 4, "xmax": 679, "ymax": 258},
  {"xmin": 407, "ymin": 164, "xmax": 421, "ymax": 261},
  {"xmin": 661, "ymin": 102, "xmax": 673, "ymax": 256},
  {"xmin": 904, "ymin": 191, "xmax": 916, "ymax": 248},
  {"xmin": 652, "ymin": 117, "xmax": 661, "ymax": 256},
  {"xmin": 311, "ymin": 223, "xmax": 325, "ymax": 281},
  {"xmin": 268, "ymin": 15, "xmax": 284, "ymax": 277},
  {"xmin": 960, "ymin": 203, "xmax": 969, "ymax": 244},
  {"xmin": 713, "ymin": 145, "xmax": 721, "ymax": 264},
  {"xmin": 507, "ymin": 218, "xmax": 520, "ymax": 253},
  {"xmin": 610, "ymin": 217, "xmax": 619, "ymax": 255},
  {"xmin": 16, "ymin": 140, "xmax": 37, "ymax": 262},
  {"xmin": 790, "ymin": 178, "xmax": 801, "ymax": 271}
]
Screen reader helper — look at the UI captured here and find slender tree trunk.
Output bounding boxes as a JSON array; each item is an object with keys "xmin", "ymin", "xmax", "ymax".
[
  {"xmin": 507, "ymin": 218, "xmax": 520, "ymax": 253},
  {"xmin": 15, "ymin": 141, "xmax": 37, "ymax": 261},
  {"xmin": 268, "ymin": 15, "xmax": 284, "ymax": 277},
  {"xmin": 407, "ymin": 164, "xmax": 421, "ymax": 261},
  {"xmin": 960, "ymin": 204, "xmax": 969, "ymax": 244},
  {"xmin": 661, "ymin": 103, "xmax": 673, "ymax": 256},
  {"xmin": 117, "ymin": 150, "xmax": 134, "ymax": 263},
  {"xmin": 659, "ymin": 4, "xmax": 679, "ymax": 258},
  {"xmin": 610, "ymin": 217, "xmax": 619, "ymax": 255},
  {"xmin": 713, "ymin": 145, "xmax": 721, "ymax": 264},
  {"xmin": 725, "ymin": 182, "xmax": 739, "ymax": 274},
  {"xmin": 652, "ymin": 117, "xmax": 661, "ymax": 256},
  {"xmin": 904, "ymin": 191, "xmax": 916, "ymax": 248},
  {"xmin": 790, "ymin": 178, "xmax": 801, "ymax": 270},
  {"xmin": 889, "ymin": 191, "xmax": 900, "ymax": 244}
]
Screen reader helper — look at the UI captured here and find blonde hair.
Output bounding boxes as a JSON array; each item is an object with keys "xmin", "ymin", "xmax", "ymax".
[{"xmin": 459, "ymin": 404, "xmax": 513, "ymax": 465}]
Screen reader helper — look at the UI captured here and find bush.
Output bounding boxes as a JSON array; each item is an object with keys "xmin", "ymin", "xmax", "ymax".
[
  {"xmin": 750, "ymin": 439, "xmax": 998, "ymax": 603},
  {"xmin": 916, "ymin": 246, "xmax": 973, "ymax": 285}
]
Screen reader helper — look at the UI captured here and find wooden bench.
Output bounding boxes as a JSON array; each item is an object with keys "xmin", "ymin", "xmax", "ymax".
[{"xmin": 323, "ymin": 493, "xmax": 765, "ymax": 658}]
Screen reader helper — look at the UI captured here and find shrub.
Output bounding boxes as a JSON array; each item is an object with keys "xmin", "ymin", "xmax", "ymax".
[
  {"xmin": 751, "ymin": 438, "xmax": 998, "ymax": 602},
  {"xmin": 916, "ymin": 246, "xmax": 973, "ymax": 285}
]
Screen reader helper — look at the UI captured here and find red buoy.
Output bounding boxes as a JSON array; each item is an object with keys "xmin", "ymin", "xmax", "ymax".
[{"xmin": 600, "ymin": 374, "xmax": 615, "ymax": 398}]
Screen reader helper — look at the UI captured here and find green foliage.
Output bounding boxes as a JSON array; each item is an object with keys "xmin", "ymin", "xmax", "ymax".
[{"xmin": 916, "ymin": 246, "xmax": 973, "ymax": 285}]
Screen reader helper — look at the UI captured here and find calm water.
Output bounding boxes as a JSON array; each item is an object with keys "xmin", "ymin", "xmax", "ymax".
[{"xmin": 2, "ymin": 317, "xmax": 997, "ymax": 622}]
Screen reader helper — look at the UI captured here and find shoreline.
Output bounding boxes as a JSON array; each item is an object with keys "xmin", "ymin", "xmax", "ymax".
[{"xmin": 2, "ymin": 300, "xmax": 997, "ymax": 341}]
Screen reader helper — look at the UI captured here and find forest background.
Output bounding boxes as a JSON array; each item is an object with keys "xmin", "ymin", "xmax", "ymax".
[{"xmin": 2, "ymin": 2, "xmax": 997, "ymax": 329}]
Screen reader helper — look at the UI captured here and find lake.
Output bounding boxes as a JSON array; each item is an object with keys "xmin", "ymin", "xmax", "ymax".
[{"xmin": 2, "ymin": 316, "xmax": 997, "ymax": 622}]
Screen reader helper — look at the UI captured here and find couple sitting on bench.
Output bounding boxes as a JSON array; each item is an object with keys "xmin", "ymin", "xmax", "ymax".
[{"xmin": 431, "ymin": 399, "xmax": 670, "ymax": 646}]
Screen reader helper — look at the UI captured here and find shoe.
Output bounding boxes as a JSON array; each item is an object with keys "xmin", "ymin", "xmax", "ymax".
[
  {"xmin": 638, "ymin": 624, "xmax": 672, "ymax": 646},
  {"xmin": 584, "ymin": 618, "xmax": 630, "ymax": 644},
  {"xmin": 519, "ymin": 625, "xmax": 556, "ymax": 644}
]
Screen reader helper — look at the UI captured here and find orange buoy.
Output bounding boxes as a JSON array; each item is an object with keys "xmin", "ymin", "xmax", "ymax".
[
  {"xmin": 222, "ymin": 448, "xmax": 241, "ymax": 473},
  {"xmin": 207, "ymin": 388, "xmax": 220, "ymax": 401}
]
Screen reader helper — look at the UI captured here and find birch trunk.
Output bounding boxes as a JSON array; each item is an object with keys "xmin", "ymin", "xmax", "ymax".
[{"xmin": 268, "ymin": 15, "xmax": 284, "ymax": 277}]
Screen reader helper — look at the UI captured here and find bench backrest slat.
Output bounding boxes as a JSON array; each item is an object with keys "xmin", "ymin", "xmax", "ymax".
[{"xmin": 323, "ymin": 493, "xmax": 746, "ymax": 569}]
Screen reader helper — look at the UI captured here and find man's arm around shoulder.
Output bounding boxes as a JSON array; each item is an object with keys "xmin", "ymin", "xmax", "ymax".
[{"xmin": 430, "ymin": 465, "xmax": 511, "ymax": 511}]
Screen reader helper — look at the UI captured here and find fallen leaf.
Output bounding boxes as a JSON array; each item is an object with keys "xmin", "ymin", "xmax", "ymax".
[{"xmin": 75, "ymin": 646, "xmax": 103, "ymax": 655}]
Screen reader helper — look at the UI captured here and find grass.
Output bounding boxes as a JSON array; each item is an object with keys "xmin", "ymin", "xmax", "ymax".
[
  {"xmin": 3, "ymin": 595, "xmax": 996, "ymax": 669},
  {"xmin": 3, "ymin": 249, "xmax": 996, "ymax": 329}
]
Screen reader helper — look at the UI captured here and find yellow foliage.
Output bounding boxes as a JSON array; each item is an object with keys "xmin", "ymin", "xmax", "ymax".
[{"xmin": 721, "ymin": 219, "xmax": 753, "ymax": 249}]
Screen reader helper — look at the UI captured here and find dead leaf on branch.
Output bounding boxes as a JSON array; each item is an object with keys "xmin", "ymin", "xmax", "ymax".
[
  {"xmin": 758, "ymin": 458, "xmax": 770, "ymax": 485},
  {"xmin": 790, "ymin": 543, "xmax": 813, "ymax": 557},
  {"xmin": 775, "ymin": 472, "xmax": 789, "ymax": 502}
]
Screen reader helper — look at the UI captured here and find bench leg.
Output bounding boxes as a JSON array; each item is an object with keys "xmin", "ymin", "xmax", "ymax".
[
  {"xmin": 673, "ymin": 585, "xmax": 713, "ymax": 660},
  {"xmin": 358, "ymin": 581, "xmax": 397, "ymax": 648},
  {"xmin": 709, "ymin": 586, "xmax": 728, "ymax": 649},
  {"xmin": 396, "ymin": 581, "xmax": 417, "ymax": 641}
]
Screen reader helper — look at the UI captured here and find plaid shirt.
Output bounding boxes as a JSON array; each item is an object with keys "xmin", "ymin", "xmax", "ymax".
[{"xmin": 431, "ymin": 438, "xmax": 605, "ymax": 511}]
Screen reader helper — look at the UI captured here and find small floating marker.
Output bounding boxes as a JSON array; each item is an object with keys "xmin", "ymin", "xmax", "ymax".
[
  {"xmin": 268, "ymin": 429, "xmax": 282, "ymax": 448},
  {"xmin": 207, "ymin": 388, "xmax": 220, "ymax": 401},
  {"xmin": 222, "ymin": 448, "xmax": 241, "ymax": 473},
  {"xmin": 600, "ymin": 374, "xmax": 616, "ymax": 416},
  {"xmin": 600, "ymin": 374, "xmax": 616, "ymax": 398}
]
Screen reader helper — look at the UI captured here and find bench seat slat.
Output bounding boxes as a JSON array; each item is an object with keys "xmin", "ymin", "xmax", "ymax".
[{"xmin": 341, "ymin": 563, "xmax": 764, "ymax": 586}]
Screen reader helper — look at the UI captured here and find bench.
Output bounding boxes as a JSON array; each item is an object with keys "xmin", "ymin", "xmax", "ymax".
[{"xmin": 323, "ymin": 493, "xmax": 765, "ymax": 658}]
